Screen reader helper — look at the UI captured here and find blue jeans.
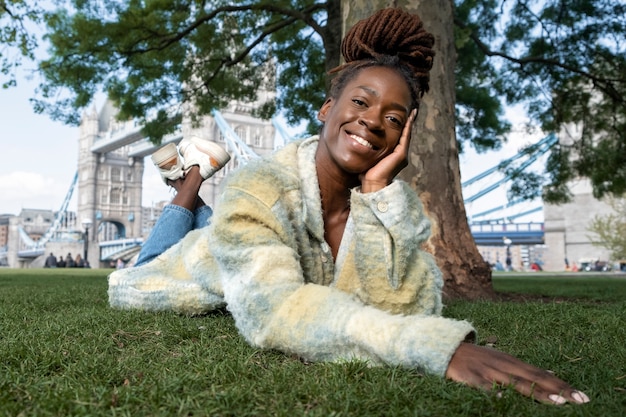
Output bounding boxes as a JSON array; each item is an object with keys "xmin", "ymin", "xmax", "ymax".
[{"xmin": 135, "ymin": 204, "xmax": 213, "ymax": 266}]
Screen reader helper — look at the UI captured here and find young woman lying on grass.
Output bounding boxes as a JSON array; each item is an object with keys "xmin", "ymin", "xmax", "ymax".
[{"xmin": 108, "ymin": 7, "xmax": 589, "ymax": 406}]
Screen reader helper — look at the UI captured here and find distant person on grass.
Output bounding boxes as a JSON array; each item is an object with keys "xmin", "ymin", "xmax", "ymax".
[
  {"xmin": 108, "ymin": 8, "xmax": 589, "ymax": 406},
  {"xmin": 44, "ymin": 252, "xmax": 57, "ymax": 268},
  {"xmin": 65, "ymin": 253, "xmax": 75, "ymax": 268},
  {"xmin": 74, "ymin": 253, "xmax": 85, "ymax": 268}
]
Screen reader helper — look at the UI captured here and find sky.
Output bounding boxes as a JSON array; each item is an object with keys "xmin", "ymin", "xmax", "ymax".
[
  {"xmin": 0, "ymin": 66, "xmax": 172, "ymax": 216},
  {"xmin": 0, "ymin": 64, "xmax": 546, "ymax": 222}
]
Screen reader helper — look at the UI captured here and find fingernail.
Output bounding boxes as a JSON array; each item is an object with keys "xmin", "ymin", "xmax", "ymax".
[
  {"xmin": 548, "ymin": 394, "xmax": 567, "ymax": 405},
  {"xmin": 571, "ymin": 391, "xmax": 590, "ymax": 404}
]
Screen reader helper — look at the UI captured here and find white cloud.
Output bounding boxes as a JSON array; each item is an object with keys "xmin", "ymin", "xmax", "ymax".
[{"xmin": 0, "ymin": 171, "xmax": 70, "ymax": 214}]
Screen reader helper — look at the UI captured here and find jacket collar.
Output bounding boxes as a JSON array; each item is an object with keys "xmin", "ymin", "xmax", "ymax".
[{"xmin": 297, "ymin": 136, "xmax": 325, "ymax": 242}]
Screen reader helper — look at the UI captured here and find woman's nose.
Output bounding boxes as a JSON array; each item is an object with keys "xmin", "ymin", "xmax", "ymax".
[{"xmin": 358, "ymin": 108, "xmax": 383, "ymax": 130}]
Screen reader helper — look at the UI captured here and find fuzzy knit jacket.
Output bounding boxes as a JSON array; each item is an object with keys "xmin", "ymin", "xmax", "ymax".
[{"xmin": 108, "ymin": 136, "xmax": 475, "ymax": 377}]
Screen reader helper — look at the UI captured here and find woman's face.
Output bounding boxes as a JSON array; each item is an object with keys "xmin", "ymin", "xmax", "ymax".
[{"xmin": 317, "ymin": 66, "xmax": 412, "ymax": 175}]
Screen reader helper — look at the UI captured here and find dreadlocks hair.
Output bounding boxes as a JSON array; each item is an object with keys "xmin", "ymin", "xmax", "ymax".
[{"xmin": 328, "ymin": 8, "xmax": 435, "ymax": 111}]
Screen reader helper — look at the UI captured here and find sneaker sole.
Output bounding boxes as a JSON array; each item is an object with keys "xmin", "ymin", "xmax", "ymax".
[
  {"xmin": 151, "ymin": 142, "xmax": 179, "ymax": 167},
  {"xmin": 151, "ymin": 142, "xmax": 184, "ymax": 184},
  {"xmin": 185, "ymin": 136, "xmax": 231, "ymax": 168}
]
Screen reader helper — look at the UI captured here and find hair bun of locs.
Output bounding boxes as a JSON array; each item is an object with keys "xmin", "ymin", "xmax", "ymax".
[{"xmin": 336, "ymin": 8, "xmax": 435, "ymax": 95}]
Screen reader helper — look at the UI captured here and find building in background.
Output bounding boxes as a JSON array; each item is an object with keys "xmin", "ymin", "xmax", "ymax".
[
  {"xmin": 6, "ymin": 92, "xmax": 277, "ymax": 268},
  {"xmin": 543, "ymin": 179, "xmax": 614, "ymax": 271},
  {"xmin": 542, "ymin": 122, "xmax": 617, "ymax": 271}
]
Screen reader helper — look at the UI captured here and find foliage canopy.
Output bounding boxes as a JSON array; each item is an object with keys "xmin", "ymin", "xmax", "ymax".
[
  {"xmin": 0, "ymin": 0, "xmax": 43, "ymax": 88},
  {"xmin": 455, "ymin": 0, "xmax": 626, "ymax": 202},
  {"xmin": 2, "ymin": 0, "xmax": 626, "ymax": 202},
  {"xmin": 34, "ymin": 0, "xmax": 332, "ymax": 140}
]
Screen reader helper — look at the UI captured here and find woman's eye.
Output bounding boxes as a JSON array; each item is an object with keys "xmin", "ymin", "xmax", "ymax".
[{"xmin": 387, "ymin": 116, "xmax": 403, "ymax": 126}]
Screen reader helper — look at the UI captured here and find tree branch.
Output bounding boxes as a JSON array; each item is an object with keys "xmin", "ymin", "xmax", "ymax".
[
  {"xmin": 128, "ymin": 3, "xmax": 327, "ymax": 54},
  {"xmin": 453, "ymin": 17, "xmax": 625, "ymax": 104}
]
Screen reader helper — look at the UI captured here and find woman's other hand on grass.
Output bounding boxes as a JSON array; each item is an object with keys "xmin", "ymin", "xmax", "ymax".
[{"xmin": 445, "ymin": 342, "xmax": 590, "ymax": 405}]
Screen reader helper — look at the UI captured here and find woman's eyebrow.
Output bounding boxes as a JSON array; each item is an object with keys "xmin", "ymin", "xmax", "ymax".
[{"xmin": 356, "ymin": 85, "xmax": 409, "ymax": 113}]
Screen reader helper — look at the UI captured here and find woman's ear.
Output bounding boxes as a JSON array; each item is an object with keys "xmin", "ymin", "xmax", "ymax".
[{"xmin": 317, "ymin": 98, "xmax": 334, "ymax": 122}]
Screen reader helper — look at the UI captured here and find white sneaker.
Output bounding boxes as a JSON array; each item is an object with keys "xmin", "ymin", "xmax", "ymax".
[
  {"xmin": 179, "ymin": 136, "xmax": 231, "ymax": 180},
  {"xmin": 151, "ymin": 142, "xmax": 185, "ymax": 184}
]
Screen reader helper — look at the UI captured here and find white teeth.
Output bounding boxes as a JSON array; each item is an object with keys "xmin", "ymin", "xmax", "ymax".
[{"xmin": 350, "ymin": 134, "xmax": 373, "ymax": 149}]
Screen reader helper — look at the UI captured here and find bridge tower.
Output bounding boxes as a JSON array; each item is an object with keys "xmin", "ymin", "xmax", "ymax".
[{"xmin": 77, "ymin": 102, "xmax": 145, "ymax": 266}]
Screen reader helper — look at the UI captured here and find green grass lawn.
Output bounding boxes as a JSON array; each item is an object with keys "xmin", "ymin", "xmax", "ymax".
[{"xmin": 1, "ymin": 268, "xmax": 624, "ymax": 416}]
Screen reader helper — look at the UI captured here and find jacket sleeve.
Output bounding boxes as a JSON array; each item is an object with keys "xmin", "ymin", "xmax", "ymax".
[
  {"xmin": 344, "ymin": 180, "xmax": 444, "ymax": 315},
  {"xmin": 210, "ymin": 180, "xmax": 475, "ymax": 377}
]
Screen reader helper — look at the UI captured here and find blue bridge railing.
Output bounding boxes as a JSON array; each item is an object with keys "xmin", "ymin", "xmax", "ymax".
[{"xmin": 470, "ymin": 222, "xmax": 544, "ymax": 245}]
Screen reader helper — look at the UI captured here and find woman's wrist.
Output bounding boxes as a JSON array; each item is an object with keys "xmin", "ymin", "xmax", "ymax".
[{"xmin": 360, "ymin": 179, "xmax": 390, "ymax": 193}]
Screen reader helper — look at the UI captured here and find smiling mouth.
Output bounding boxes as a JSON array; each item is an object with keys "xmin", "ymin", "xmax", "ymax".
[{"xmin": 349, "ymin": 134, "xmax": 378, "ymax": 150}]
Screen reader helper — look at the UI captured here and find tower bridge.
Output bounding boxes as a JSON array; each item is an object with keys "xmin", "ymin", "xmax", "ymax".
[
  {"xmin": 7, "ymin": 95, "xmax": 281, "ymax": 268},
  {"xmin": 6, "ymin": 101, "xmax": 552, "ymax": 269},
  {"xmin": 460, "ymin": 134, "xmax": 556, "ymax": 269},
  {"xmin": 469, "ymin": 222, "xmax": 544, "ymax": 246}
]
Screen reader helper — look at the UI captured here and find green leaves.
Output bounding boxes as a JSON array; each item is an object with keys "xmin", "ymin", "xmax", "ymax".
[
  {"xmin": 587, "ymin": 195, "xmax": 626, "ymax": 260},
  {"xmin": 455, "ymin": 0, "xmax": 626, "ymax": 202},
  {"xmin": 33, "ymin": 0, "xmax": 330, "ymax": 140},
  {"xmin": 5, "ymin": 0, "xmax": 625, "ymax": 201},
  {"xmin": 0, "ymin": 0, "xmax": 44, "ymax": 87}
]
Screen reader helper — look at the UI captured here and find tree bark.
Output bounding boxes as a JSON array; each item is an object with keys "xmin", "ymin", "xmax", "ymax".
[
  {"xmin": 342, "ymin": 0, "xmax": 494, "ymax": 300},
  {"xmin": 322, "ymin": 0, "xmax": 343, "ymax": 73}
]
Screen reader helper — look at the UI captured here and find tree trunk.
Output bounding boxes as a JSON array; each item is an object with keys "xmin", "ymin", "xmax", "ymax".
[
  {"xmin": 322, "ymin": 0, "xmax": 343, "ymax": 74},
  {"xmin": 342, "ymin": 0, "xmax": 494, "ymax": 300}
]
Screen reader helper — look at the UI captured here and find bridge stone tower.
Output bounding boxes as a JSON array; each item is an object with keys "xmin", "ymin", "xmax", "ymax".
[
  {"xmin": 77, "ymin": 102, "xmax": 145, "ymax": 265},
  {"xmin": 75, "ymin": 87, "xmax": 277, "ymax": 267},
  {"xmin": 543, "ymin": 123, "xmax": 615, "ymax": 271}
]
